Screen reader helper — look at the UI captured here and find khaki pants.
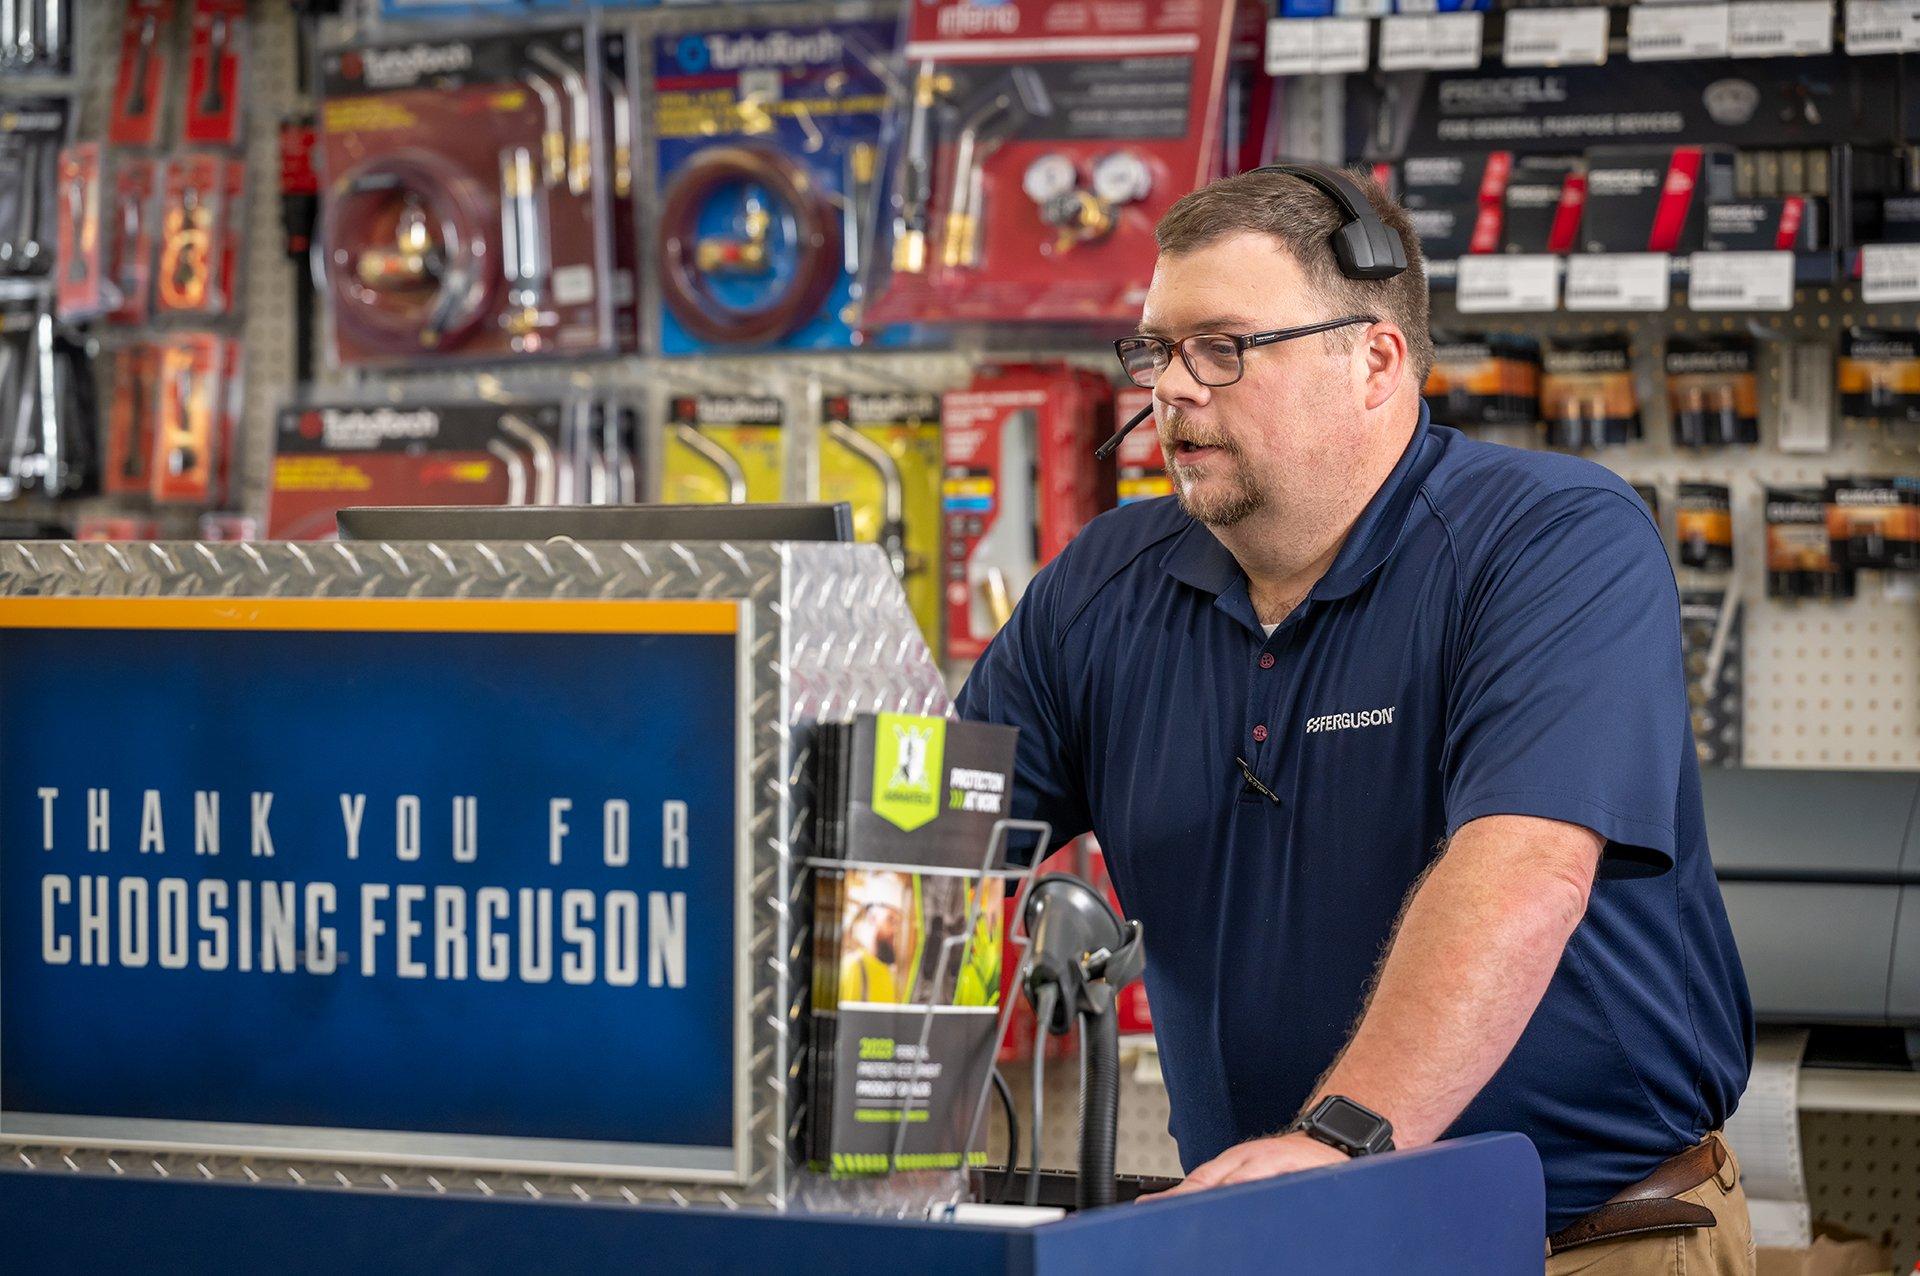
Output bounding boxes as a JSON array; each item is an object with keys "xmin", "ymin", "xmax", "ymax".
[{"xmin": 1546, "ymin": 1135, "xmax": 1755, "ymax": 1276}]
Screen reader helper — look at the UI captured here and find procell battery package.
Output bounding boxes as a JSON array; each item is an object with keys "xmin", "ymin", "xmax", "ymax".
[
  {"xmin": 1676, "ymin": 482, "xmax": 1734, "ymax": 572},
  {"xmin": 1765, "ymin": 486, "xmax": 1851, "ymax": 601},
  {"xmin": 1665, "ymin": 336, "xmax": 1758, "ymax": 449},
  {"xmin": 1825, "ymin": 477, "xmax": 1920, "ymax": 574},
  {"xmin": 1540, "ymin": 336, "xmax": 1638, "ymax": 451},
  {"xmin": 1838, "ymin": 328, "xmax": 1920, "ymax": 427},
  {"xmin": 1424, "ymin": 331, "xmax": 1540, "ymax": 429}
]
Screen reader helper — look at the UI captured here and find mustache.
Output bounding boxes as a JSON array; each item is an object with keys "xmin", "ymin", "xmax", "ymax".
[{"xmin": 1160, "ymin": 410, "xmax": 1236, "ymax": 454}]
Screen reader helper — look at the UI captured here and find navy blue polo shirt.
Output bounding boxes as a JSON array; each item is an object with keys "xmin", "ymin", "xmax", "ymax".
[{"xmin": 956, "ymin": 403, "xmax": 1753, "ymax": 1230}]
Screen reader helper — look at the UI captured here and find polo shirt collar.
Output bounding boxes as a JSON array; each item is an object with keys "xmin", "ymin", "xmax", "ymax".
[{"xmin": 1161, "ymin": 400, "xmax": 1439, "ymax": 604}]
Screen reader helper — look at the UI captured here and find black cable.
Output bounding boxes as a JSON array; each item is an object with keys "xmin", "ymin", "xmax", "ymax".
[
  {"xmin": 990, "ymin": 1066, "xmax": 1020, "ymax": 1206},
  {"xmin": 1076, "ymin": 1007, "xmax": 1120, "ymax": 1210},
  {"xmin": 1025, "ymin": 982, "xmax": 1056, "ymax": 1209}
]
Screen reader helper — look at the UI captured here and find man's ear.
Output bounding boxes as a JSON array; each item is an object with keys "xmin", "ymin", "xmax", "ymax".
[{"xmin": 1360, "ymin": 323, "xmax": 1409, "ymax": 412}]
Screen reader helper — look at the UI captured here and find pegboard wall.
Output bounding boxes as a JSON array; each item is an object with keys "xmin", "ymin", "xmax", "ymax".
[{"xmin": 1429, "ymin": 288, "xmax": 1920, "ymax": 772}]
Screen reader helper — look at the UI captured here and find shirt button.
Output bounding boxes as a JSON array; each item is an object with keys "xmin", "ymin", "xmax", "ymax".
[
  {"xmin": 1258, "ymin": 653, "xmax": 1276, "ymax": 669},
  {"xmin": 1252, "ymin": 724, "xmax": 1269, "ymax": 743}
]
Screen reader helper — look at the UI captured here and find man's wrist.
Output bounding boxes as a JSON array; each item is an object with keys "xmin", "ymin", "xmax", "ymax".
[{"xmin": 1290, "ymin": 1094, "xmax": 1395, "ymax": 1157}]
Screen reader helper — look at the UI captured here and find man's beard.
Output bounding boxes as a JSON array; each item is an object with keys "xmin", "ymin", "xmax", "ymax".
[{"xmin": 1162, "ymin": 411, "xmax": 1264, "ymax": 527}]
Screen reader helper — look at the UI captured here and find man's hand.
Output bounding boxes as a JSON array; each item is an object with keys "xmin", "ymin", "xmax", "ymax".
[{"xmin": 1150, "ymin": 1131, "xmax": 1349, "ymax": 1199}]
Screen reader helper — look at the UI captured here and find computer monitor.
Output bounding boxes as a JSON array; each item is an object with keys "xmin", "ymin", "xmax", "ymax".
[{"xmin": 336, "ymin": 503, "xmax": 856, "ymax": 544}]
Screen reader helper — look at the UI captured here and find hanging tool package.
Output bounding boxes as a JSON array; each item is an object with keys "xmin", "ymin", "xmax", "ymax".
[
  {"xmin": 0, "ymin": 300, "xmax": 95, "ymax": 502},
  {"xmin": 651, "ymin": 19, "xmax": 902, "ymax": 353},
  {"xmin": 659, "ymin": 392, "xmax": 785, "ymax": 506},
  {"xmin": 865, "ymin": 0, "xmax": 1236, "ymax": 329},
  {"xmin": 816, "ymin": 389, "xmax": 944, "ymax": 647},
  {"xmin": 315, "ymin": 23, "xmax": 615, "ymax": 368},
  {"xmin": 0, "ymin": 0, "xmax": 75, "ymax": 77},
  {"xmin": 0, "ymin": 98, "xmax": 69, "ymax": 281}
]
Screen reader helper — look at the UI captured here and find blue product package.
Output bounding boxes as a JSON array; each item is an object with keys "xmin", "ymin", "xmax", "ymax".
[{"xmin": 653, "ymin": 20, "xmax": 915, "ymax": 354}]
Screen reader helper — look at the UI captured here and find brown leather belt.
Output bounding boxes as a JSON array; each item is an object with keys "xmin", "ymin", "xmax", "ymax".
[{"xmin": 1547, "ymin": 1135, "xmax": 1728, "ymax": 1255}]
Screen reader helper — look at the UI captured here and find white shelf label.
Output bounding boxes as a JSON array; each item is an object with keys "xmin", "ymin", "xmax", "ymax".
[
  {"xmin": 1844, "ymin": 0, "xmax": 1920, "ymax": 52},
  {"xmin": 1455, "ymin": 254, "xmax": 1561, "ymax": 313},
  {"xmin": 1379, "ymin": 11, "xmax": 1484, "ymax": 69},
  {"xmin": 1503, "ymin": 7, "xmax": 1611, "ymax": 66},
  {"xmin": 1564, "ymin": 253, "xmax": 1672, "ymax": 311},
  {"xmin": 1686, "ymin": 251, "xmax": 1795, "ymax": 311},
  {"xmin": 1860, "ymin": 244, "xmax": 1920, "ymax": 303},
  {"xmin": 1729, "ymin": 0, "xmax": 1835, "ymax": 55},
  {"xmin": 1266, "ymin": 17, "xmax": 1371, "ymax": 75},
  {"xmin": 1629, "ymin": 3, "xmax": 1731, "ymax": 59}
]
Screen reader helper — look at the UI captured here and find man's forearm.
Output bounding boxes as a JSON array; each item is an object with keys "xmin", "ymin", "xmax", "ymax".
[{"xmin": 1304, "ymin": 816, "xmax": 1600, "ymax": 1149}]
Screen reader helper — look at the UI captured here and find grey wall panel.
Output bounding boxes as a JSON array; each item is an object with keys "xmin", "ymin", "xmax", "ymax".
[
  {"xmin": 1722, "ymin": 882, "xmax": 1897, "ymax": 1023},
  {"xmin": 1704, "ymin": 770, "xmax": 1918, "ymax": 875}
]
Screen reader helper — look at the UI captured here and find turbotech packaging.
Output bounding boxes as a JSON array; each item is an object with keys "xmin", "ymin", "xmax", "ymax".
[
  {"xmin": 653, "ymin": 20, "xmax": 905, "ymax": 354},
  {"xmin": 866, "ymin": 0, "xmax": 1235, "ymax": 328}
]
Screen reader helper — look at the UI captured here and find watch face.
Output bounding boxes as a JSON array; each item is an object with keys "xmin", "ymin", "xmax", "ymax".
[
  {"xmin": 1316, "ymin": 1097, "xmax": 1387, "ymax": 1149},
  {"xmin": 1091, "ymin": 151, "xmax": 1153, "ymax": 206},
  {"xmin": 1022, "ymin": 153, "xmax": 1079, "ymax": 205}
]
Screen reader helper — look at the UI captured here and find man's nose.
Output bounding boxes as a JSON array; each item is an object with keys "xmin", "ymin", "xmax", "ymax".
[{"xmin": 1153, "ymin": 349, "xmax": 1214, "ymax": 414}]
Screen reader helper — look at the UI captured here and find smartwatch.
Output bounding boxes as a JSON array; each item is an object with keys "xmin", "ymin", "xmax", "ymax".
[{"xmin": 1292, "ymin": 1095, "xmax": 1395, "ymax": 1157}]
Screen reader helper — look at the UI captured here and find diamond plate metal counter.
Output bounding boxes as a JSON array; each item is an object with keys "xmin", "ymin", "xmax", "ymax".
[{"xmin": 0, "ymin": 537, "xmax": 949, "ymax": 1212}]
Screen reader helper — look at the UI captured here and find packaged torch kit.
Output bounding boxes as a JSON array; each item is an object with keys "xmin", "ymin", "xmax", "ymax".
[
  {"xmin": 316, "ymin": 25, "xmax": 614, "ymax": 368},
  {"xmin": 866, "ymin": 0, "xmax": 1235, "ymax": 328},
  {"xmin": 1425, "ymin": 331, "xmax": 1540, "ymax": 430},
  {"xmin": 1765, "ymin": 486, "xmax": 1851, "ymax": 601},
  {"xmin": 1665, "ymin": 336, "xmax": 1758, "ymax": 449},
  {"xmin": 1838, "ymin": 328, "xmax": 1920, "ymax": 427},
  {"xmin": 1113, "ymin": 388, "xmax": 1171, "ymax": 506},
  {"xmin": 942, "ymin": 363, "xmax": 1111, "ymax": 661},
  {"xmin": 1540, "ymin": 336, "xmax": 1639, "ymax": 451},
  {"xmin": 660, "ymin": 393, "xmax": 786, "ymax": 506},
  {"xmin": 268, "ymin": 397, "xmax": 573, "ymax": 539},
  {"xmin": 816, "ymin": 390, "xmax": 944, "ymax": 648},
  {"xmin": 653, "ymin": 19, "xmax": 902, "ymax": 353}
]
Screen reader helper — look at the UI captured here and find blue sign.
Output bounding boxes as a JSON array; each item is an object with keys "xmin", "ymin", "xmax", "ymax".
[{"xmin": 0, "ymin": 597, "xmax": 747, "ymax": 1180}]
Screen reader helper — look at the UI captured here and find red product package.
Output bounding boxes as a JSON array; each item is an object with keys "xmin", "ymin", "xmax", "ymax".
[
  {"xmin": 941, "ymin": 362, "xmax": 1112, "ymax": 661},
  {"xmin": 1114, "ymin": 387, "xmax": 1172, "ymax": 507},
  {"xmin": 109, "ymin": 0, "xmax": 176, "ymax": 148},
  {"xmin": 150, "ymin": 334, "xmax": 231, "ymax": 506},
  {"xmin": 55, "ymin": 144, "xmax": 107, "ymax": 321},
  {"xmin": 183, "ymin": 0, "xmax": 247, "ymax": 149},
  {"xmin": 868, "ymin": 0, "xmax": 1235, "ymax": 328},
  {"xmin": 105, "ymin": 344, "xmax": 161, "ymax": 496},
  {"xmin": 108, "ymin": 159, "xmax": 160, "ymax": 325},
  {"xmin": 155, "ymin": 153, "xmax": 230, "ymax": 318}
]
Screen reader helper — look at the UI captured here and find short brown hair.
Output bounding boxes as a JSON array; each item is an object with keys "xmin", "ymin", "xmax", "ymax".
[{"xmin": 1154, "ymin": 168, "xmax": 1435, "ymax": 386}]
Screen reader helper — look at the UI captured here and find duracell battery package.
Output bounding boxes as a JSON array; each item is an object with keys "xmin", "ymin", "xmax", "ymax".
[
  {"xmin": 1540, "ymin": 336, "xmax": 1638, "ymax": 450},
  {"xmin": 1765, "ymin": 486, "xmax": 1852, "ymax": 601},
  {"xmin": 1676, "ymin": 482, "xmax": 1734, "ymax": 572},
  {"xmin": 1425, "ymin": 331, "xmax": 1540, "ymax": 429},
  {"xmin": 1580, "ymin": 145, "xmax": 1735, "ymax": 255},
  {"xmin": 1824, "ymin": 477, "xmax": 1920, "ymax": 574},
  {"xmin": 1633, "ymin": 483, "xmax": 1660, "ymax": 523},
  {"xmin": 268, "ymin": 398, "xmax": 571, "ymax": 539},
  {"xmin": 316, "ymin": 26, "xmax": 614, "ymax": 368},
  {"xmin": 1838, "ymin": 328, "xmax": 1920, "ymax": 426},
  {"xmin": 1665, "ymin": 336, "xmax": 1758, "ymax": 449}
]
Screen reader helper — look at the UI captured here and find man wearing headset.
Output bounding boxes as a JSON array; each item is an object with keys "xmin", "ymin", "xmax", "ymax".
[{"xmin": 955, "ymin": 166, "xmax": 1755, "ymax": 1274}]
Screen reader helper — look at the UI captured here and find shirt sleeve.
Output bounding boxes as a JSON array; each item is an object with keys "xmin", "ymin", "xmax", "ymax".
[
  {"xmin": 1444, "ymin": 486, "xmax": 1685, "ymax": 877},
  {"xmin": 953, "ymin": 555, "xmax": 1095, "ymax": 860}
]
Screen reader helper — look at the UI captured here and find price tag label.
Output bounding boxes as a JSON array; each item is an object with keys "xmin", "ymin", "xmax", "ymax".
[
  {"xmin": 1267, "ymin": 17, "xmax": 1372, "ymax": 74},
  {"xmin": 1503, "ymin": 7, "xmax": 1611, "ymax": 66},
  {"xmin": 1686, "ymin": 251, "xmax": 1795, "ymax": 310},
  {"xmin": 1564, "ymin": 253, "xmax": 1672, "ymax": 311},
  {"xmin": 1629, "ymin": 3, "xmax": 1731, "ymax": 59},
  {"xmin": 1844, "ymin": 0, "xmax": 1920, "ymax": 52},
  {"xmin": 1860, "ymin": 244, "xmax": 1920, "ymax": 303},
  {"xmin": 1729, "ymin": 0, "xmax": 1835, "ymax": 55},
  {"xmin": 1455, "ymin": 254, "xmax": 1561, "ymax": 313},
  {"xmin": 1379, "ymin": 12, "xmax": 1484, "ymax": 68}
]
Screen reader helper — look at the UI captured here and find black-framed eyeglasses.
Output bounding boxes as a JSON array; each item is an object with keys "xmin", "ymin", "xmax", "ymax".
[{"xmin": 1113, "ymin": 315, "xmax": 1378, "ymax": 389}]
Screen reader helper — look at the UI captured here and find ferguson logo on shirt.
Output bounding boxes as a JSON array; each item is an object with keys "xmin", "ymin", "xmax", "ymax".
[{"xmin": 1305, "ymin": 705, "xmax": 1397, "ymax": 734}]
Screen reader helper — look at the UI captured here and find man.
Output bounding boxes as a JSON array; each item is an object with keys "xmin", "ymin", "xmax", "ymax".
[{"xmin": 955, "ymin": 167, "xmax": 1755, "ymax": 1273}]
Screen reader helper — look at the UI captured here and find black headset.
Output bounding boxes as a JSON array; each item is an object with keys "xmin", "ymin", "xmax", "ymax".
[{"xmin": 1249, "ymin": 162, "xmax": 1409, "ymax": 281}]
